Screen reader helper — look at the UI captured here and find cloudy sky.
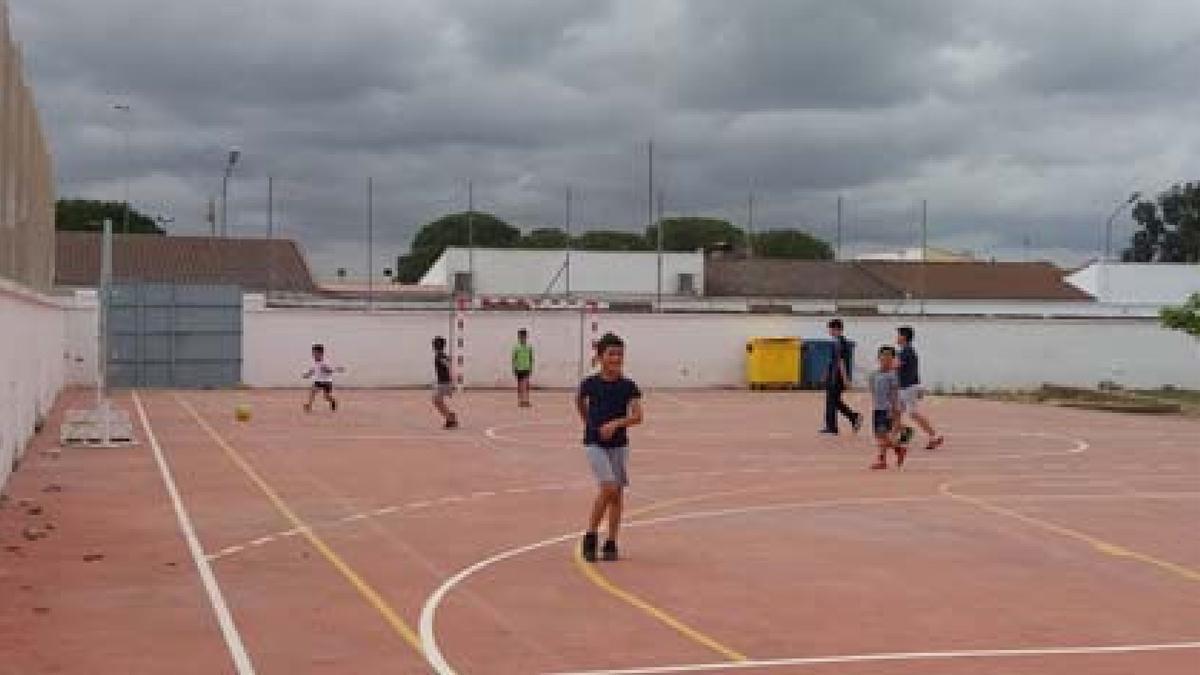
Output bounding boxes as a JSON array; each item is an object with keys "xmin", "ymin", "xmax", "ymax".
[{"xmin": 11, "ymin": 0, "xmax": 1200, "ymax": 276}]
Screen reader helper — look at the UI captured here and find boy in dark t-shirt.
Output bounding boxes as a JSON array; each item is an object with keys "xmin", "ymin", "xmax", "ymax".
[
  {"xmin": 576, "ymin": 332, "xmax": 644, "ymax": 562},
  {"xmin": 432, "ymin": 336, "xmax": 458, "ymax": 429},
  {"xmin": 896, "ymin": 326, "xmax": 943, "ymax": 450}
]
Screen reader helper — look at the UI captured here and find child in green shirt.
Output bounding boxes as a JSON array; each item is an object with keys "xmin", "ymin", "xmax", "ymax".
[{"xmin": 513, "ymin": 328, "xmax": 534, "ymax": 408}]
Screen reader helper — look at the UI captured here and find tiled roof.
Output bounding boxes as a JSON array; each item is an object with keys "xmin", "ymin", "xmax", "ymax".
[
  {"xmin": 858, "ymin": 261, "xmax": 1095, "ymax": 301},
  {"xmin": 705, "ymin": 260, "xmax": 901, "ymax": 299},
  {"xmin": 55, "ymin": 232, "xmax": 317, "ymax": 292},
  {"xmin": 707, "ymin": 259, "xmax": 1094, "ymax": 301}
]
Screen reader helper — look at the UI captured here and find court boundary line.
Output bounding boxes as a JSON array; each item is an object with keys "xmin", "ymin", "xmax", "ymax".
[
  {"xmin": 418, "ymin": 495, "xmax": 932, "ymax": 675},
  {"xmin": 940, "ymin": 481, "xmax": 1200, "ymax": 582},
  {"xmin": 568, "ymin": 487, "xmax": 796, "ymax": 664},
  {"xmin": 173, "ymin": 394, "xmax": 426, "ymax": 655},
  {"xmin": 544, "ymin": 640, "xmax": 1200, "ymax": 674},
  {"xmin": 131, "ymin": 391, "xmax": 257, "ymax": 675}
]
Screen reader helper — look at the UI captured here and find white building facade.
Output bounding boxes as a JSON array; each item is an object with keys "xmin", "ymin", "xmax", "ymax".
[{"xmin": 419, "ymin": 247, "xmax": 705, "ymax": 298}]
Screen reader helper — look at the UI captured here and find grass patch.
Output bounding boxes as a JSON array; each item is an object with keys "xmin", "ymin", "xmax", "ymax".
[{"xmin": 948, "ymin": 384, "xmax": 1189, "ymax": 416}]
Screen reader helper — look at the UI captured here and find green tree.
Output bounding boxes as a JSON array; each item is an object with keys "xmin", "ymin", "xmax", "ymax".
[
  {"xmin": 395, "ymin": 211, "xmax": 520, "ymax": 283},
  {"xmin": 753, "ymin": 229, "xmax": 834, "ymax": 260},
  {"xmin": 520, "ymin": 228, "xmax": 571, "ymax": 249},
  {"xmin": 1123, "ymin": 183, "xmax": 1200, "ymax": 262},
  {"xmin": 1161, "ymin": 293, "xmax": 1200, "ymax": 338},
  {"xmin": 572, "ymin": 230, "xmax": 653, "ymax": 251},
  {"xmin": 55, "ymin": 199, "xmax": 164, "ymax": 234},
  {"xmin": 645, "ymin": 217, "xmax": 744, "ymax": 252}
]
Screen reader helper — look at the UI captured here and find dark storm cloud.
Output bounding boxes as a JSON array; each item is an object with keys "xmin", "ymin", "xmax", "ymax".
[
  {"xmin": 10, "ymin": 0, "xmax": 1200, "ymax": 275},
  {"xmin": 669, "ymin": 0, "xmax": 958, "ymax": 111}
]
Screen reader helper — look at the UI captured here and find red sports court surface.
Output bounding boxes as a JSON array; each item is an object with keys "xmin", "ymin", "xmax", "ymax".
[{"xmin": 1, "ymin": 388, "xmax": 1197, "ymax": 674}]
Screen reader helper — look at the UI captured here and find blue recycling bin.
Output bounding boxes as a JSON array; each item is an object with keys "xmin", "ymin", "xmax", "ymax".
[{"xmin": 801, "ymin": 339, "xmax": 855, "ymax": 390}]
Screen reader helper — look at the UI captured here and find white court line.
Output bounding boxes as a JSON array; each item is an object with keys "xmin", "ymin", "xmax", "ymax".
[
  {"xmin": 418, "ymin": 495, "xmax": 932, "ymax": 675},
  {"xmin": 132, "ymin": 391, "xmax": 257, "ymax": 675},
  {"xmin": 546, "ymin": 641, "xmax": 1200, "ymax": 675}
]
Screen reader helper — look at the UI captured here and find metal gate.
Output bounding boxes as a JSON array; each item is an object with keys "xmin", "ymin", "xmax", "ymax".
[{"xmin": 106, "ymin": 283, "xmax": 242, "ymax": 388}]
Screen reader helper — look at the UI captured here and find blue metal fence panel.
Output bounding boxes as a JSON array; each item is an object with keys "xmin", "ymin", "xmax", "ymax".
[{"xmin": 106, "ymin": 283, "xmax": 242, "ymax": 389}]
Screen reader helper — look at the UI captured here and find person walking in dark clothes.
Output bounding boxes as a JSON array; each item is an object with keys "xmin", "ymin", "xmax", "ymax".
[{"xmin": 820, "ymin": 319, "xmax": 862, "ymax": 435}]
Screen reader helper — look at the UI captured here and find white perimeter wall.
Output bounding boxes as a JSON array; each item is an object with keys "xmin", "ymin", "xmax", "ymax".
[
  {"xmin": 0, "ymin": 281, "xmax": 66, "ymax": 488},
  {"xmin": 420, "ymin": 248, "xmax": 705, "ymax": 296},
  {"xmin": 241, "ymin": 307, "xmax": 1200, "ymax": 391}
]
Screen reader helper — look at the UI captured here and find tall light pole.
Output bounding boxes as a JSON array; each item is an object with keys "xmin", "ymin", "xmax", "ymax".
[
  {"xmin": 367, "ymin": 176, "xmax": 374, "ymax": 312},
  {"xmin": 466, "ymin": 179, "xmax": 474, "ymax": 296},
  {"xmin": 1104, "ymin": 192, "xmax": 1141, "ymax": 262},
  {"xmin": 565, "ymin": 185, "xmax": 573, "ymax": 297},
  {"xmin": 112, "ymin": 104, "xmax": 132, "ymax": 234},
  {"xmin": 220, "ymin": 146, "xmax": 241, "ymax": 237},
  {"xmin": 746, "ymin": 191, "xmax": 755, "ymax": 258}
]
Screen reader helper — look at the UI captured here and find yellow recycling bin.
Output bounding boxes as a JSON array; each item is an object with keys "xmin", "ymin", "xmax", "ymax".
[{"xmin": 746, "ymin": 337, "xmax": 801, "ymax": 389}]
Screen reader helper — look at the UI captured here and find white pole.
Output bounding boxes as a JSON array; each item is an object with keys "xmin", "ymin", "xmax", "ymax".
[{"xmin": 98, "ymin": 218, "xmax": 112, "ymax": 408}]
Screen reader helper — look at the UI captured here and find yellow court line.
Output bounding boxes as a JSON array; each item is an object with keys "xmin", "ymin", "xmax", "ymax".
[
  {"xmin": 571, "ymin": 487, "xmax": 797, "ymax": 663},
  {"xmin": 173, "ymin": 395, "xmax": 425, "ymax": 654},
  {"xmin": 939, "ymin": 482, "xmax": 1200, "ymax": 583}
]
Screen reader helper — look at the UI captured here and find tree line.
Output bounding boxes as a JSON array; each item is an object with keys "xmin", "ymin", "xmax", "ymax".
[
  {"xmin": 393, "ymin": 212, "xmax": 832, "ymax": 282},
  {"xmin": 1124, "ymin": 182, "xmax": 1200, "ymax": 263},
  {"xmin": 55, "ymin": 199, "xmax": 165, "ymax": 234}
]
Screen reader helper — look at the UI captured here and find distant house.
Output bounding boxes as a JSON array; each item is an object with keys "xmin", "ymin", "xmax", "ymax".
[
  {"xmin": 1066, "ymin": 262, "xmax": 1200, "ymax": 309},
  {"xmin": 419, "ymin": 247, "xmax": 705, "ymax": 297},
  {"xmin": 55, "ymin": 232, "xmax": 317, "ymax": 292},
  {"xmin": 706, "ymin": 259, "xmax": 1096, "ymax": 314}
]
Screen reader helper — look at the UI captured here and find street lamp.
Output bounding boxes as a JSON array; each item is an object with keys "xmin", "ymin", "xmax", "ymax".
[
  {"xmin": 1104, "ymin": 191, "xmax": 1141, "ymax": 262},
  {"xmin": 220, "ymin": 146, "xmax": 241, "ymax": 237},
  {"xmin": 112, "ymin": 104, "xmax": 132, "ymax": 234}
]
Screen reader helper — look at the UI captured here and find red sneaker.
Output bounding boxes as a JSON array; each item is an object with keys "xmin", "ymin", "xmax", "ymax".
[
  {"xmin": 870, "ymin": 459, "xmax": 888, "ymax": 470},
  {"xmin": 925, "ymin": 436, "xmax": 945, "ymax": 451}
]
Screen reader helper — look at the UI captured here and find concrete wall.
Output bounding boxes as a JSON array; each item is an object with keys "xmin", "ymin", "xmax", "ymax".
[
  {"xmin": 420, "ymin": 247, "xmax": 705, "ymax": 297},
  {"xmin": 0, "ymin": 280, "xmax": 65, "ymax": 487},
  {"xmin": 238, "ymin": 306, "xmax": 1200, "ymax": 391}
]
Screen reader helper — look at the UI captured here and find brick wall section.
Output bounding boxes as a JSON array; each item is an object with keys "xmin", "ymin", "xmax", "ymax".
[{"xmin": 0, "ymin": 0, "xmax": 55, "ymax": 292}]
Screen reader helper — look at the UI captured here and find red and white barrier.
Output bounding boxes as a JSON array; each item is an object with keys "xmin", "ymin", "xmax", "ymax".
[{"xmin": 454, "ymin": 294, "xmax": 468, "ymax": 392}]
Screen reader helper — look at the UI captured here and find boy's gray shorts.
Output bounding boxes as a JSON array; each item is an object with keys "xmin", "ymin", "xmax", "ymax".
[{"xmin": 586, "ymin": 445, "xmax": 629, "ymax": 487}]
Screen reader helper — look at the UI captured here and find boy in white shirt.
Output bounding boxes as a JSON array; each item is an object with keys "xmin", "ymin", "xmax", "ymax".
[{"xmin": 302, "ymin": 343, "xmax": 343, "ymax": 412}]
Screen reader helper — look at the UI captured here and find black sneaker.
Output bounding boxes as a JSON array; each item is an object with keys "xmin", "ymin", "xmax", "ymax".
[
  {"xmin": 581, "ymin": 532, "xmax": 599, "ymax": 563},
  {"xmin": 444, "ymin": 414, "xmax": 459, "ymax": 430},
  {"xmin": 851, "ymin": 413, "xmax": 864, "ymax": 433},
  {"xmin": 601, "ymin": 540, "xmax": 619, "ymax": 561},
  {"xmin": 330, "ymin": 399, "xmax": 338, "ymax": 412},
  {"xmin": 819, "ymin": 429, "xmax": 839, "ymax": 435}
]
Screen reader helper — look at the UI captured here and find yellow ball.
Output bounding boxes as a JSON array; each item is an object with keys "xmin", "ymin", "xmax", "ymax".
[{"xmin": 234, "ymin": 404, "xmax": 252, "ymax": 422}]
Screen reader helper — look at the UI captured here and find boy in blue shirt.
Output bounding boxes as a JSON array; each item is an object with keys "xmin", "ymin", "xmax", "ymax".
[{"xmin": 576, "ymin": 333, "xmax": 644, "ymax": 562}]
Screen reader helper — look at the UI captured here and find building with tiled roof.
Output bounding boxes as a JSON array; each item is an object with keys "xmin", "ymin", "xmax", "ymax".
[{"xmin": 55, "ymin": 232, "xmax": 318, "ymax": 293}]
